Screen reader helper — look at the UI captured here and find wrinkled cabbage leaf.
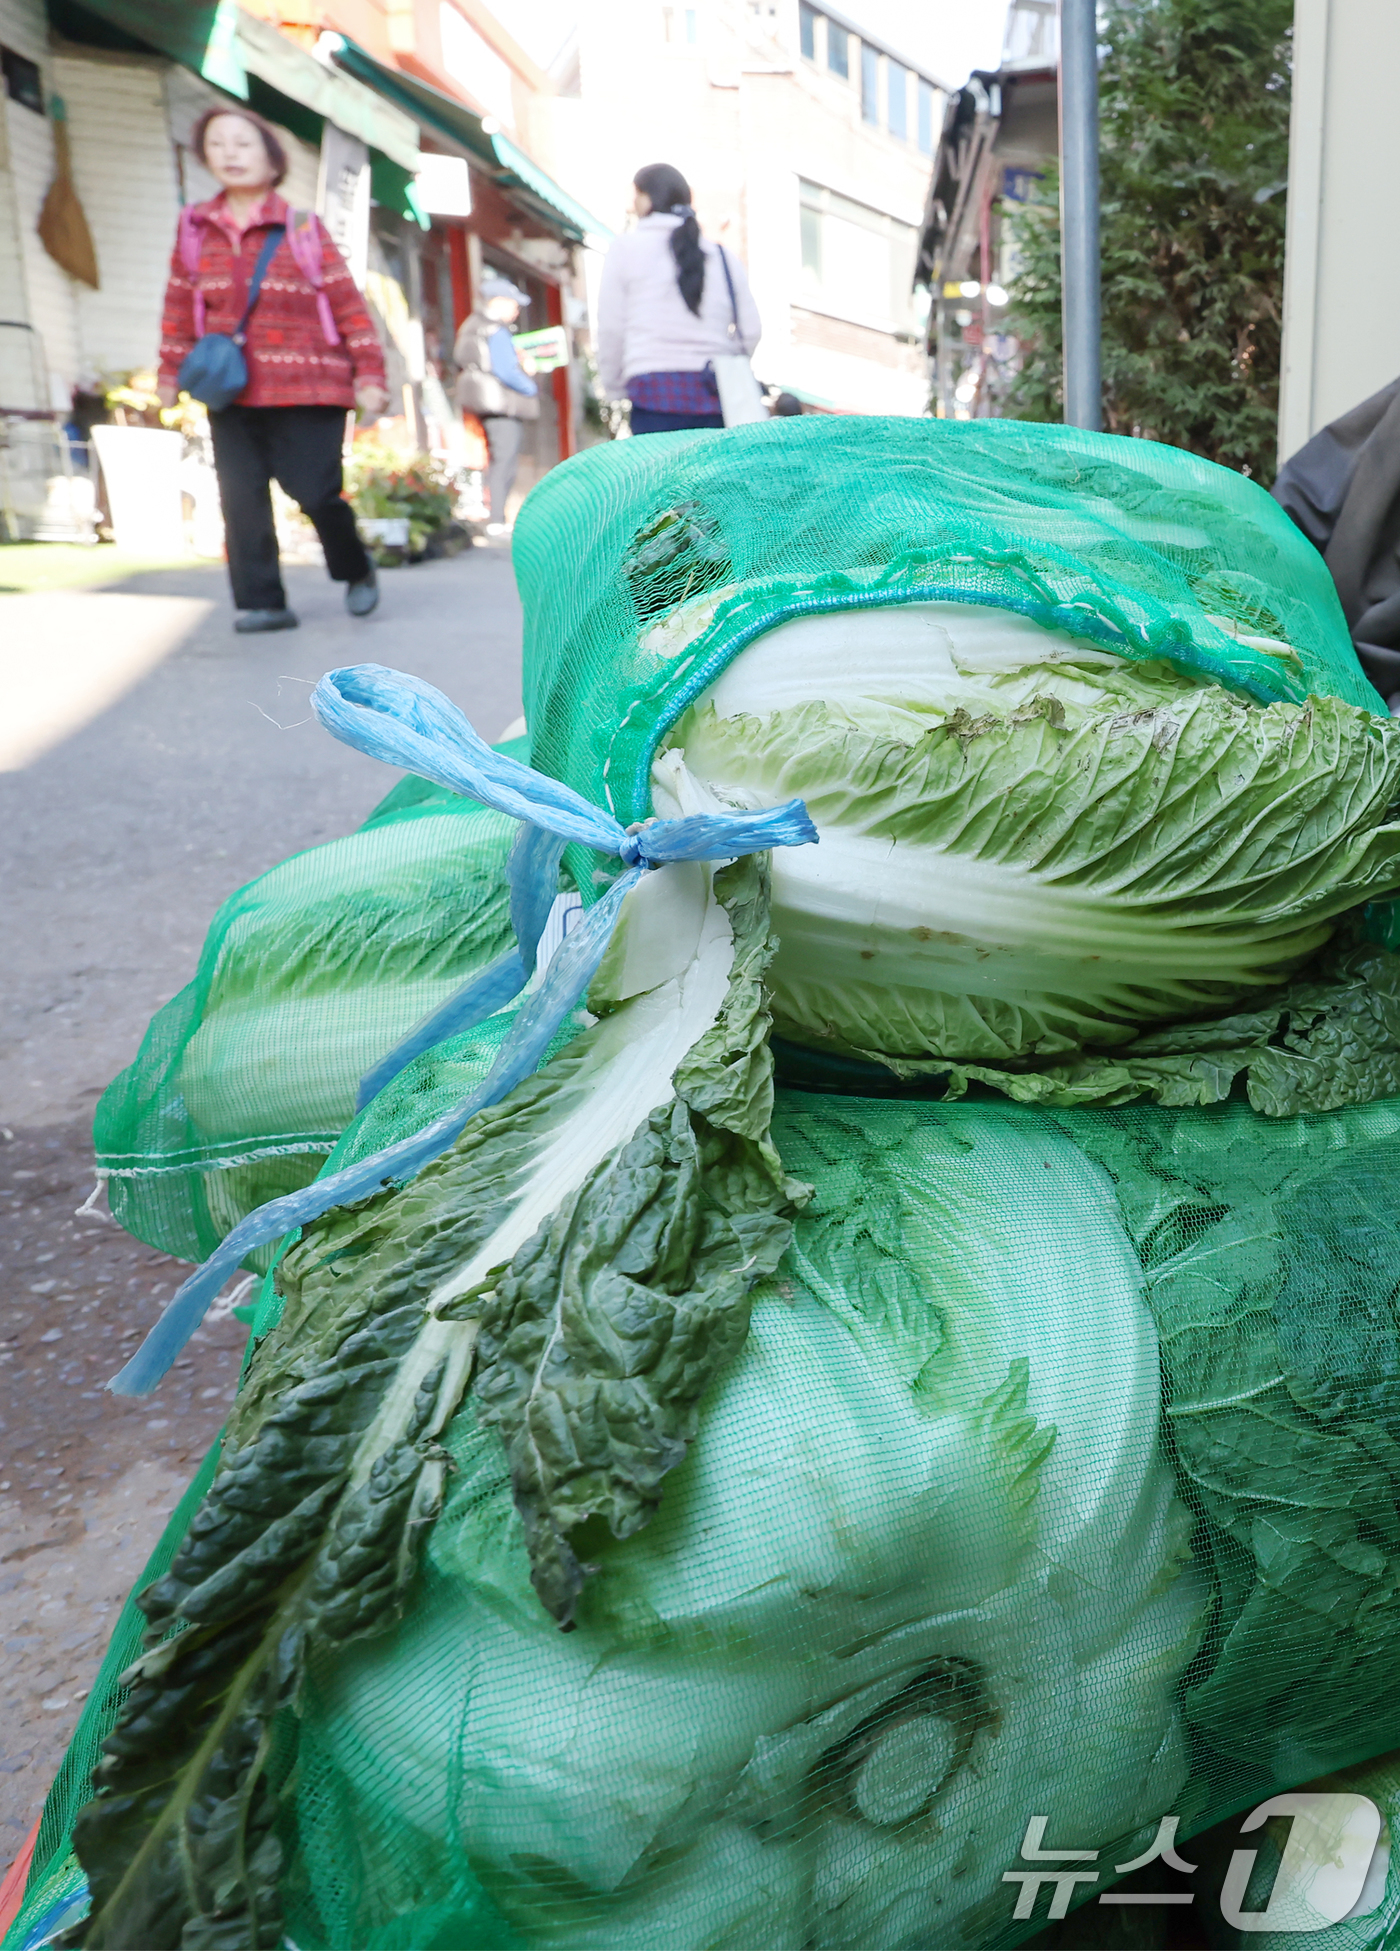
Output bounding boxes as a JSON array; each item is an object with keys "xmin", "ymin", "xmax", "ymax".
[
  {"xmin": 63, "ymin": 855, "xmax": 801, "ymax": 1948},
  {"xmin": 675, "ymin": 642, "xmax": 1400, "ymax": 1108},
  {"xmin": 313, "ymin": 1102, "xmax": 1203, "ymax": 1950}
]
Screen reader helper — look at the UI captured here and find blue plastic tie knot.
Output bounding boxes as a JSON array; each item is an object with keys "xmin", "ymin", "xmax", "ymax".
[
  {"xmin": 618, "ymin": 821, "xmax": 655, "ymax": 867},
  {"xmin": 109, "ymin": 664, "xmax": 817, "ymax": 1396}
]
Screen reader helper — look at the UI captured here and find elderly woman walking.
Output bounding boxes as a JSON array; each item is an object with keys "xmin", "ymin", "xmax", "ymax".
[
  {"xmin": 453, "ymin": 274, "xmax": 539, "ymax": 536},
  {"xmin": 596, "ymin": 162, "xmax": 761, "ymax": 434},
  {"xmin": 157, "ymin": 107, "xmax": 388, "ymax": 633}
]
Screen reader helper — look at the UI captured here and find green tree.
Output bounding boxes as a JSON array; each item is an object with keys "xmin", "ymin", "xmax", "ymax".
[{"xmin": 1002, "ymin": 0, "xmax": 1291, "ymax": 480}]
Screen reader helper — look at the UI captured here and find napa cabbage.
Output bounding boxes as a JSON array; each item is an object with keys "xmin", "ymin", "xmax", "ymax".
[
  {"xmin": 66, "ymin": 843, "xmax": 803, "ymax": 1948},
  {"xmin": 669, "ymin": 600, "xmax": 1400, "ymax": 1105},
  {"xmin": 317, "ymin": 1099, "xmax": 1204, "ymax": 1949},
  {"xmin": 176, "ymin": 806, "xmax": 519, "ymax": 1141},
  {"xmin": 1242, "ymin": 1748, "xmax": 1400, "ymax": 1949},
  {"xmin": 76, "ymin": 595, "xmax": 1400, "ymax": 1950}
]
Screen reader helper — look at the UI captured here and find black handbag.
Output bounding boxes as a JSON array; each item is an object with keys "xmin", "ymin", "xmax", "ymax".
[{"xmin": 177, "ymin": 224, "xmax": 285, "ymax": 412}]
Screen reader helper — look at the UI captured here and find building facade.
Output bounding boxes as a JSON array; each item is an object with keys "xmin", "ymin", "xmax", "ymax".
[
  {"xmin": 264, "ymin": 0, "xmax": 609, "ymax": 496},
  {"xmin": 0, "ymin": 0, "xmax": 424, "ymax": 412},
  {"xmin": 0, "ymin": 0, "xmax": 605, "ymax": 536},
  {"xmin": 538, "ymin": 0, "xmax": 943, "ymax": 416},
  {"xmin": 913, "ymin": 0, "xmax": 1057, "ymax": 420}
]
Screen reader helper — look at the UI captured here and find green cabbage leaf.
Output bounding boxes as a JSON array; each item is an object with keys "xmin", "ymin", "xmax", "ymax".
[
  {"xmin": 1057, "ymin": 1098, "xmax": 1400, "ymax": 1798},
  {"xmin": 675, "ymin": 640, "xmax": 1400, "ymax": 1107},
  {"xmin": 315, "ymin": 1102, "xmax": 1203, "ymax": 1949},
  {"xmin": 63, "ymin": 854, "xmax": 802, "ymax": 1948},
  {"xmin": 876, "ymin": 932, "xmax": 1400, "ymax": 1117}
]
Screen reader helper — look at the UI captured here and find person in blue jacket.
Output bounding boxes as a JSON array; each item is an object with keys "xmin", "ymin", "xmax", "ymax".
[{"xmin": 453, "ymin": 275, "xmax": 539, "ymax": 535}]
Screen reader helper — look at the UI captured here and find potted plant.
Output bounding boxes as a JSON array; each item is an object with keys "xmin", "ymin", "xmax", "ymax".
[{"xmin": 345, "ymin": 444, "xmax": 468, "ymax": 565}]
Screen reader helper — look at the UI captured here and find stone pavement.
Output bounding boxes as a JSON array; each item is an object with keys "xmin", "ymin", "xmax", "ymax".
[{"xmin": 0, "ymin": 543, "xmax": 524, "ymax": 1856}]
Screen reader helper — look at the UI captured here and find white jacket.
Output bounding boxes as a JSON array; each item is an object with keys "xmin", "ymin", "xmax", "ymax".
[{"xmin": 595, "ymin": 213, "xmax": 762, "ymax": 399}]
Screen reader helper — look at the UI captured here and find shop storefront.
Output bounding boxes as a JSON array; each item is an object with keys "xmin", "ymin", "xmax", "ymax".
[
  {"xmin": 0, "ymin": 0, "xmax": 606, "ymax": 539},
  {"xmin": 0, "ymin": 0, "xmax": 421, "ymax": 537},
  {"xmin": 322, "ymin": 36, "xmax": 609, "ymax": 498}
]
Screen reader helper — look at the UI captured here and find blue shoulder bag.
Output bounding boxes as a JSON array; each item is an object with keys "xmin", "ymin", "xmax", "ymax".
[{"xmin": 177, "ymin": 223, "xmax": 285, "ymax": 412}]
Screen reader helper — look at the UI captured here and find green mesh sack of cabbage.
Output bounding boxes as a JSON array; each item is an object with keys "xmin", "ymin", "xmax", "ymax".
[
  {"xmin": 91, "ymin": 754, "xmax": 527, "ymax": 1272},
  {"xmin": 18, "ymin": 416, "xmax": 1400, "ymax": 1951}
]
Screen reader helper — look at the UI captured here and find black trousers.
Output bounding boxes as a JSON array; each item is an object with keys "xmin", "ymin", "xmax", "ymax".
[
  {"xmin": 629, "ymin": 406, "xmax": 725, "ymax": 434},
  {"xmin": 209, "ymin": 404, "xmax": 370, "ymax": 611},
  {"xmin": 481, "ymin": 415, "xmax": 525, "ymax": 523}
]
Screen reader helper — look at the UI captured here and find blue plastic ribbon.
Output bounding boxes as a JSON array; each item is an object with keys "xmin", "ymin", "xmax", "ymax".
[
  {"xmin": 354, "ymin": 825, "xmax": 567, "ymax": 1110},
  {"xmin": 109, "ymin": 665, "xmax": 817, "ymax": 1397}
]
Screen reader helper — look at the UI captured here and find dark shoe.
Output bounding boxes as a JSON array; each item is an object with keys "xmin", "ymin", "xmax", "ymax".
[
  {"xmin": 234, "ymin": 608, "xmax": 299, "ymax": 634},
  {"xmin": 345, "ymin": 567, "xmax": 379, "ymax": 617}
]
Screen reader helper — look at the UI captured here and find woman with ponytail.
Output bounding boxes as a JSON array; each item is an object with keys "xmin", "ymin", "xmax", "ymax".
[{"xmin": 596, "ymin": 163, "xmax": 762, "ymax": 434}]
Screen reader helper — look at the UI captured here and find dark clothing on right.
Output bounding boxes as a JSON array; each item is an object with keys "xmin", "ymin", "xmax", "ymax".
[
  {"xmin": 481, "ymin": 414, "xmax": 525, "ymax": 522},
  {"xmin": 209, "ymin": 403, "xmax": 370, "ymax": 612},
  {"xmin": 629, "ymin": 405, "xmax": 725, "ymax": 435},
  {"xmin": 1273, "ymin": 377, "xmax": 1400, "ymax": 704}
]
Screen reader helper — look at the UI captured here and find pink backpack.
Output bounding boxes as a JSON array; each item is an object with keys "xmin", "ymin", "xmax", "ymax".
[{"xmin": 177, "ymin": 204, "xmax": 340, "ymax": 347}]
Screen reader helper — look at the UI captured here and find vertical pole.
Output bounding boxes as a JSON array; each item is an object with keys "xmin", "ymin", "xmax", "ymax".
[
  {"xmin": 937, "ymin": 296, "xmax": 953, "ymax": 418},
  {"xmin": 1058, "ymin": 0, "xmax": 1101, "ymax": 429},
  {"xmin": 447, "ymin": 225, "xmax": 472, "ymax": 330},
  {"xmin": 1277, "ymin": 0, "xmax": 1330, "ymax": 464},
  {"xmin": 977, "ymin": 171, "xmax": 995, "ymax": 416},
  {"xmin": 546, "ymin": 281, "xmax": 574, "ymax": 461}
]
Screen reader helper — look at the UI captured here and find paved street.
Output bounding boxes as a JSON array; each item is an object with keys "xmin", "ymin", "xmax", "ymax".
[{"xmin": 0, "ymin": 543, "xmax": 525, "ymax": 1853}]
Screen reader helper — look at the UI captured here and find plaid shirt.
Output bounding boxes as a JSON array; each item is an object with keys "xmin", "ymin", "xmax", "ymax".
[
  {"xmin": 626, "ymin": 368, "xmax": 721, "ymax": 415},
  {"xmin": 159, "ymin": 193, "xmax": 385, "ymax": 410}
]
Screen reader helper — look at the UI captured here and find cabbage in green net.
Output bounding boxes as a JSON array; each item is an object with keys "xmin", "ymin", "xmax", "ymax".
[{"xmin": 22, "ymin": 421, "xmax": 1400, "ymax": 1951}]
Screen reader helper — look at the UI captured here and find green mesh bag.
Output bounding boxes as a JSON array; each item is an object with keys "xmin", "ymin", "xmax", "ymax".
[
  {"xmin": 513, "ymin": 412, "xmax": 1382, "ymax": 824},
  {"xmin": 93, "ymin": 757, "xmax": 526, "ymax": 1271},
  {"xmin": 16, "ymin": 419, "xmax": 1400, "ymax": 1951}
]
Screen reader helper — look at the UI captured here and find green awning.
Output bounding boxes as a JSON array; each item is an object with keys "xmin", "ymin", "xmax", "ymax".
[
  {"xmin": 235, "ymin": 12, "xmax": 420, "ymax": 171},
  {"xmin": 47, "ymin": 0, "xmax": 245, "ymax": 95},
  {"xmin": 326, "ymin": 39, "xmax": 496, "ymax": 167},
  {"xmin": 46, "ymin": 3, "xmax": 422, "ymax": 171},
  {"xmin": 491, "ymin": 130, "xmax": 612, "ymax": 248},
  {"xmin": 370, "ymin": 154, "xmax": 430, "ymax": 231},
  {"xmin": 327, "ymin": 35, "xmax": 612, "ymax": 247}
]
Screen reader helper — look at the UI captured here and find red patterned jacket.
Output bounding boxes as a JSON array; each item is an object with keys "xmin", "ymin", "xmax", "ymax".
[{"xmin": 158, "ymin": 192, "xmax": 385, "ymax": 409}]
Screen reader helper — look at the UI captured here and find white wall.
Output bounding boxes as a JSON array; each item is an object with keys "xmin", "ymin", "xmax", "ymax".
[
  {"xmin": 0, "ymin": 11, "xmax": 187, "ymax": 399},
  {"xmin": 0, "ymin": 0, "xmax": 77, "ymax": 406},
  {"xmin": 0, "ymin": 60, "xmax": 39, "ymax": 407},
  {"xmin": 546, "ymin": 0, "xmax": 935, "ymax": 414},
  {"xmin": 1279, "ymin": 0, "xmax": 1400, "ymax": 458},
  {"xmin": 55, "ymin": 52, "xmax": 181, "ymax": 382}
]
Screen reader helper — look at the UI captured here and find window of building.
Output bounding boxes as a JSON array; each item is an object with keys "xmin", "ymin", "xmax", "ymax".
[
  {"xmin": 799, "ymin": 11, "xmax": 936, "ymax": 143},
  {"xmin": 860, "ymin": 42, "xmax": 878, "ymax": 123},
  {"xmin": 800, "ymin": 191, "xmax": 822, "ymax": 281},
  {"xmin": 887, "ymin": 60, "xmax": 907, "ymax": 138},
  {"xmin": 917, "ymin": 76, "xmax": 935, "ymax": 154},
  {"xmin": 661, "ymin": 7, "xmax": 700, "ymax": 44},
  {"xmin": 1, "ymin": 46, "xmax": 43, "ymax": 113},
  {"xmin": 799, "ymin": 179, "xmax": 920, "ymax": 335}
]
